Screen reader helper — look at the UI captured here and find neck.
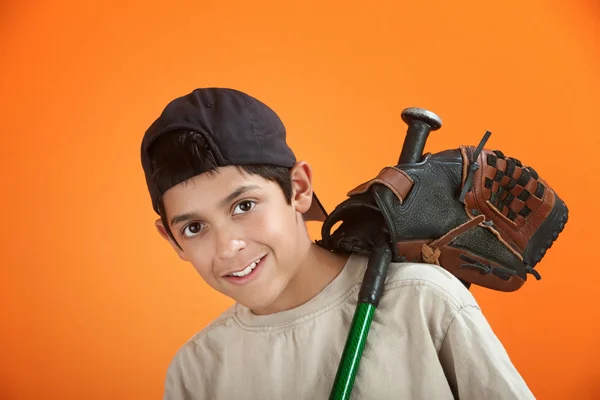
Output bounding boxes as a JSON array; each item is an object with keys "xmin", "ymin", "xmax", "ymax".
[{"xmin": 251, "ymin": 242, "xmax": 349, "ymax": 315}]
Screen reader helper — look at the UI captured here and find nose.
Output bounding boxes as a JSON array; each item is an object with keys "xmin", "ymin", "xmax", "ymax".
[{"xmin": 215, "ymin": 227, "xmax": 246, "ymax": 260}]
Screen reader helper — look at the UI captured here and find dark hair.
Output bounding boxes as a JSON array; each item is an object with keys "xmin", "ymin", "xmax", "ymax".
[{"xmin": 147, "ymin": 130, "xmax": 294, "ymax": 249}]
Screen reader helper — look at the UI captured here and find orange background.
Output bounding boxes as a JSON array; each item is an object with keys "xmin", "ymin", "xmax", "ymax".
[{"xmin": 1, "ymin": 1, "xmax": 599, "ymax": 399}]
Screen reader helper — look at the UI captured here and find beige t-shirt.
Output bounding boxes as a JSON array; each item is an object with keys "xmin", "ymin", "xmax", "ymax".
[{"xmin": 164, "ymin": 253, "xmax": 535, "ymax": 399}]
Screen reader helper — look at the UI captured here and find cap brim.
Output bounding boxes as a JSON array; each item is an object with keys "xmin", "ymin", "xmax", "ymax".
[{"xmin": 303, "ymin": 192, "xmax": 328, "ymax": 222}]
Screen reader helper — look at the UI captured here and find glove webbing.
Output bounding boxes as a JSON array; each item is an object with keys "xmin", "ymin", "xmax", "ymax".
[{"xmin": 459, "ymin": 130, "xmax": 492, "ymax": 203}]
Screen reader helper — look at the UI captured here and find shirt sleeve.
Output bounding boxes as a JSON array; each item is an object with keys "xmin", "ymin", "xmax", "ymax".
[
  {"xmin": 163, "ymin": 357, "xmax": 190, "ymax": 400},
  {"xmin": 438, "ymin": 304, "xmax": 536, "ymax": 400},
  {"xmin": 163, "ymin": 346, "xmax": 204, "ymax": 400}
]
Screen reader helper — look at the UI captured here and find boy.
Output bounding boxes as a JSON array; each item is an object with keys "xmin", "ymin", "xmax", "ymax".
[{"xmin": 140, "ymin": 87, "xmax": 535, "ymax": 399}]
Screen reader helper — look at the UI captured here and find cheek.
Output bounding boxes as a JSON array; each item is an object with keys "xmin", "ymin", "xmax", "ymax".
[
  {"xmin": 189, "ymin": 257, "xmax": 215, "ymax": 282},
  {"xmin": 249, "ymin": 210, "xmax": 302, "ymax": 268},
  {"xmin": 184, "ymin": 242, "xmax": 219, "ymax": 283},
  {"xmin": 250, "ymin": 207, "xmax": 297, "ymax": 244}
]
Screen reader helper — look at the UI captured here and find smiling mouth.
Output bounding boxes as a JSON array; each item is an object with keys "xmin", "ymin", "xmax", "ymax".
[{"xmin": 225, "ymin": 256, "xmax": 265, "ymax": 278}]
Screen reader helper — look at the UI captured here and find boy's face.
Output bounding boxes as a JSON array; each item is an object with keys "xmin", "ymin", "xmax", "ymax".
[{"xmin": 155, "ymin": 162, "xmax": 316, "ymax": 313}]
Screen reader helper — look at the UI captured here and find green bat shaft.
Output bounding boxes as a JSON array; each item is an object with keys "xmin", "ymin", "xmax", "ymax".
[
  {"xmin": 329, "ymin": 302, "xmax": 376, "ymax": 400},
  {"xmin": 329, "ymin": 241, "xmax": 391, "ymax": 400}
]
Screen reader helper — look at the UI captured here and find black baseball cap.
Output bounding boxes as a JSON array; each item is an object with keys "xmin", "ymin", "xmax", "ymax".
[{"xmin": 141, "ymin": 87, "xmax": 328, "ymax": 222}]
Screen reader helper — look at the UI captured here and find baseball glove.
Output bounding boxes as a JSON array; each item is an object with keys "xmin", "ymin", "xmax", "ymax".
[{"xmin": 318, "ymin": 132, "xmax": 569, "ymax": 292}]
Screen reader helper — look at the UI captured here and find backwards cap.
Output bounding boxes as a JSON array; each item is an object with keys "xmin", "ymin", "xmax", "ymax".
[{"xmin": 140, "ymin": 87, "xmax": 327, "ymax": 221}]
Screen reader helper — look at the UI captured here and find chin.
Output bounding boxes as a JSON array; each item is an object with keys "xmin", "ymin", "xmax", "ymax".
[
  {"xmin": 239, "ymin": 295, "xmax": 277, "ymax": 313},
  {"xmin": 223, "ymin": 262, "xmax": 293, "ymax": 314},
  {"xmin": 239, "ymin": 287, "xmax": 284, "ymax": 314}
]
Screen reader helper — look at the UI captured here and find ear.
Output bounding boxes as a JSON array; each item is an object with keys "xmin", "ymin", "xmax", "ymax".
[
  {"xmin": 289, "ymin": 161, "xmax": 314, "ymax": 215},
  {"xmin": 155, "ymin": 219, "xmax": 190, "ymax": 261}
]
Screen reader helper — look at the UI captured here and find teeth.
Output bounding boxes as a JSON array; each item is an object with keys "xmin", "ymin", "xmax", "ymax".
[{"xmin": 230, "ymin": 257, "xmax": 262, "ymax": 277}]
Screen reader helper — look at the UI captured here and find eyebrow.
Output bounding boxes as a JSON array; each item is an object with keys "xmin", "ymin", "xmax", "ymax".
[{"xmin": 170, "ymin": 184, "xmax": 262, "ymax": 227}]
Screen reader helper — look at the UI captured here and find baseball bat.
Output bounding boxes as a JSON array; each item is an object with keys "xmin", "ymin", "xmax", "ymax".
[{"xmin": 328, "ymin": 108, "xmax": 442, "ymax": 400}]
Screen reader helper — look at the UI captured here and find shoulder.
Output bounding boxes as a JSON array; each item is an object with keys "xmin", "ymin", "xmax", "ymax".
[
  {"xmin": 163, "ymin": 305, "xmax": 241, "ymax": 396},
  {"xmin": 383, "ymin": 259, "xmax": 480, "ymax": 310},
  {"xmin": 369, "ymin": 259, "xmax": 483, "ymax": 347},
  {"xmin": 165, "ymin": 304, "xmax": 238, "ymax": 375}
]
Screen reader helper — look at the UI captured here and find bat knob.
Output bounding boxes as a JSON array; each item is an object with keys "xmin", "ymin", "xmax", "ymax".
[
  {"xmin": 401, "ymin": 108, "xmax": 443, "ymax": 131},
  {"xmin": 398, "ymin": 107, "xmax": 443, "ymax": 164}
]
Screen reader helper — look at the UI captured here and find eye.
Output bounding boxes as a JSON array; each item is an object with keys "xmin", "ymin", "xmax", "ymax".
[
  {"xmin": 182, "ymin": 222, "xmax": 205, "ymax": 238},
  {"xmin": 233, "ymin": 200, "xmax": 256, "ymax": 215}
]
